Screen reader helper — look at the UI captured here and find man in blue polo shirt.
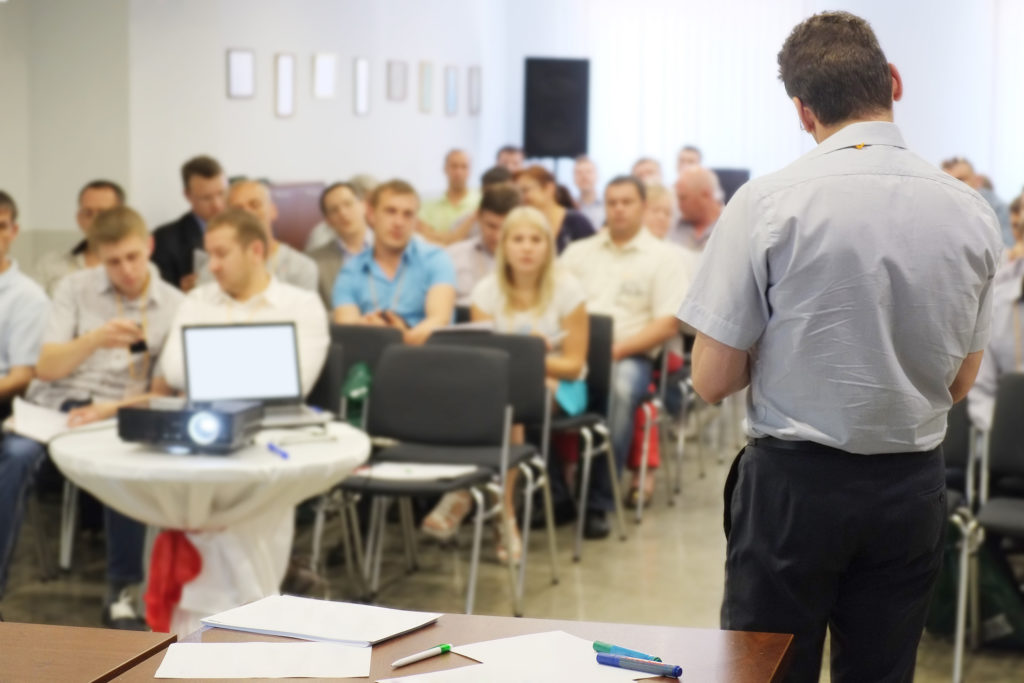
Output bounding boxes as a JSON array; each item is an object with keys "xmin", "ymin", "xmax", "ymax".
[{"xmin": 332, "ymin": 179, "xmax": 455, "ymax": 345}]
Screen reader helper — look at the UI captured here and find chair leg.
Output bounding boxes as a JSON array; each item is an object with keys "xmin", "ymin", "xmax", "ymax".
[
  {"xmin": 596, "ymin": 424, "xmax": 628, "ymax": 541},
  {"xmin": 635, "ymin": 403, "xmax": 654, "ymax": 525},
  {"xmin": 26, "ymin": 494, "xmax": 55, "ymax": 582},
  {"xmin": 309, "ymin": 493, "xmax": 328, "ymax": 574},
  {"xmin": 969, "ymin": 528, "xmax": 982, "ymax": 650},
  {"xmin": 574, "ymin": 429, "xmax": 594, "ymax": 563},
  {"xmin": 465, "ymin": 487, "xmax": 487, "ymax": 615},
  {"xmin": 951, "ymin": 514, "xmax": 971, "ymax": 683},
  {"xmin": 535, "ymin": 458, "xmax": 559, "ymax": 585},
  {"xmin": 59, "ymin": 481, "xmax": 78, "ymax": 572},
  {"xmin": 513, "ymin": 464, "xmax": 535, "ymax": 616},
  {"xmin": 398, "ymin": 497, "xmax": 419, "ymax": 573},
  {"xmin": 343, "ymin": 496, "xmax": 369, "ymax": 598}
]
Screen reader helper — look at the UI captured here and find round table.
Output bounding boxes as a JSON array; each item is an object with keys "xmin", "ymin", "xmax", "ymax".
[{"xmin": 49, "ymin": 421, "xmax": 369, "ymax": 636}]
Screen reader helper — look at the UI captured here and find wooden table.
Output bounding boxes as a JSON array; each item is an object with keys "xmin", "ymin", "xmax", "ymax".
[
  {"xmin": 0, "ymin": 622, "xmax": 175, "ymax": 683},
  {"xmin": 112, "ymin": 613, "xmax": 791, "ymax": 682}
]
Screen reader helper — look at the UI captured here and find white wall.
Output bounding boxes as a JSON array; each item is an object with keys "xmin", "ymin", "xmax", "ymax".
[
  {"xmin": 0, "ymin": 0, "xmax": 30, "ymax": 227},
  {"xmin": 128, "ymin": 0, "xmax": 489, "ymax": 228}
]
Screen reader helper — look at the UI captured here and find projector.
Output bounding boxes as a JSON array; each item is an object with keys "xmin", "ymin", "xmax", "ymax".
[{"xmin": 118, "ymin": 399, "xmax": 264, "ymax": 454}]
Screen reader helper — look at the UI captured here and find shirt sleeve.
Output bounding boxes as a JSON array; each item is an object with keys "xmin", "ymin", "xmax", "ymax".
[
  {"xmin": 425, "ymin": 247, "xmax": 457, "ymax": 288},
  {"xmin": 296, "ymin": 291, "xmax": 330, "ymax": 397},
  {"xmin": 556, "ymin": 272, "xmax": 587, "ymax": 317},
  {"xmin": 676, "ymin": 184, "xmax": 770, "ymax": 350},
  {"xmin": 156, "ymin": 300, "xmax": 188, "ymax": 391},
  {"xmin": 7, "ymin": 290, "xmax": 50, "ymax": 367},
  {"xmin": 42, "ymin": 276, "xmax": 80, "ymax": 344}
]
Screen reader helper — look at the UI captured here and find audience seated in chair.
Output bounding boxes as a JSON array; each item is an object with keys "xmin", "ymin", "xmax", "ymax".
[
  {"xmin": 1, "ymin": 206, "xmax": 184, "ymax": 629},
  {"xmin": 446, "ymin": 182, "xmax": 520, "ymax": 305},
  {"xmin": 514, "ymin": 166, "xmax": 595, "ymax": 255},
  {"xmin": 34, "ymin": 180, "xmax": 125, "ymax": 296},
  {"xmin": 193, "ymin": 180, "xmax": 318, "ymax": 292},
  {"xmin": 154, "ymin": 208, "xmax": 329, "ymax": 398},
  {"xmin": 642, "ymin": 184, "xmax": 675, "ymax": 241},
  {"xmin": 573, "ymin": 155, "xmax": 604, "ymax": 230},
  {"xmin": 423, "ymin": 206, "xmax": 589, "ymax": 561},
  {"xmin": 942, "ymin": 156, "xmax": 1013, "ymax": 247},
  {"xmin": 676, "ymin": 145, "xmax": 702, "ymax": 177},
  {"xmin": 560, "ymin": 176, "xmax": 688, "ymax": 538},
  {"xmin": 495, "ymin": 145, "xmax": 524, "ymax": 174},
  {"xmin": 631, "ymin": 157, "xmax": 663, "ymax": 187},
  {"xmin": 308, "ymin": 181, "xmax": 372, "ymax": 310},
  {"xmin": 332, "ymin": 179, "xmax": 456, "ymax": 346},
  {"xmin": 151, "ymin": 155, "xmax": 227, "ymax": 292},
  {"xmin": 0, "ymin": 190, "xmax": 50, "ymax": 603},
  {"xmin": 669, "ymin": 166, "xmax": 723, "ymax": 252},
  {"xmin": 433, "ymin": 165, "xmax": 514, "ymax": 250},
  {"xmin": 418, "ymin": 149, "xmax": 481, "ymax": 245}
]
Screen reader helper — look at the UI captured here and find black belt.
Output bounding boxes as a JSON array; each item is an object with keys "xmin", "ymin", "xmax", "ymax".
[{"xmin": 747, "ymin": 436, "xmax": 851, "ymax": 457}]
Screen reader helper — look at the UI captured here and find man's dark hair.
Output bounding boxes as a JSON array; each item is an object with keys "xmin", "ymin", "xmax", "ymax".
[
  {"xmin": 480, "ymin": 165, "xmax": 512, "ymax": 187},
  {"xmin": 496, "ymin": 145, "xmax": 522, "ymax": 159},
  {"xmin": 606, "ymin": 175, "xmax": 647, "ymax": 202},
  {"xmin": 78, "ymin": 179, "xmax": 126, "ymax": 205},
  {"xmin": 0, "ymin": 190, "xmax": 17, "ymax": 221},
  {"xmin": 777, "ymin": 12, "xmax": 892, "ymax": 126},
  {"xmin": 479, "ymin": 183, "xmax": 521, "ymax": 217},
  {"xmin": 181, "ymin": 155, "xmax": 224, "ymax": 189},
  {"xmin": 318, "ymin": 181, "xmax": 364, "ymax": 215}
]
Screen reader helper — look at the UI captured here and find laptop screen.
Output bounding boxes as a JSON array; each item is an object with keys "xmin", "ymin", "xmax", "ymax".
[{"xmin": 183, "ymin": 323, "xmax": 302, "ymax": 405}]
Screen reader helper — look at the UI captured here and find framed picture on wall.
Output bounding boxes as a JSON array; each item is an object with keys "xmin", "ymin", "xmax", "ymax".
[
  {"xmin": 418, "ymin": 62, "xmax": 433, "ymax": 114},
  {"xmin": 312, "ymin": 53, "xmax": 337, "ymax": 99},
  {"xmin": 226, "ymin": 49, "xmax": 255, "ymax": 99},
  {"xmin": 444, "ymin": 65, "xmax": 458, "ymax": 116},
  {"xmin": 275, "ymin": 53, "xmax": 296, "ymax": 117},
  {"xmin": 354, "ymin": 58, "xmax": 370, "ymax": 116},
  {"xmin": 468, "ymin": 66, "xmax": 481, "ymax": 115},
  {"xmin": 387, "ymin": 61, "xmax": 407, "ymax": 102}
]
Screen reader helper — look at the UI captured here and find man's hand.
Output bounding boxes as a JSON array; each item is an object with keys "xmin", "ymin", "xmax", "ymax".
[
  {"xmin": 179, "ymin": 273, "xmax": 198, "ymax": 292},
  {"xmin": 90, "ymin": 319, "xmax": 144, "ymax": 349},
  {"xmin": 361, "ymin": 311, "xmax": 389, "ymax": 326},
  {"xmin": 381, "ymin": 310, "xmax": 410, "ymax": 332},
  {"xmin": 67, "ymin": 402, "xmax": 117, "ymax": 428}
]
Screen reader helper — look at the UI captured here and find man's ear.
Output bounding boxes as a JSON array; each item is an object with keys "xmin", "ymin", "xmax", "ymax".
[
  {"xmin": 889, "ymin": 63, "xmax": 903, "ymax": 103},
  {"xmin": 792, "ymin": 96, "xmax": 816, "ymax": 135}
]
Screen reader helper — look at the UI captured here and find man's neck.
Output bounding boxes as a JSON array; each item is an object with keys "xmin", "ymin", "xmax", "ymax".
[
  {"xmin": 0, "ymin": 257, "xmax": 11, "ymax": 275},
  {"xmin": 812, "ymin": 110, "xmax": 894, "ymax": 144},
  {"xmin": 84, "ymin": 248, "xmax": 101, "ymax": 267},
  {"xmin": 232, "ymin": 269, "xmax": 271, "ymax": 303},
  {"xmin": 446, "ymin": 186, "xmax": 468, "ymax": 204},
  {"xmin": 578, "ymin": 190, "xmax": 597, "ymax": 205},
  {"xmin": 609, "ymin": 224, "xmax": 642, "ymax": 247},
  {"xmin": 374, "ymin": 243, "xmax": 406, "ymax": 277},
  {"xmin": 117, "ymin": 270, "xmax": 150, "ymax": 302}
]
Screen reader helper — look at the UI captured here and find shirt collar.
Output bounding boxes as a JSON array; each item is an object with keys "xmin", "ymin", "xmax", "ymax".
[
  {"xmin": 0, "ymin": 260, "xmax": 22, "ymax": 290},
  {"xmin": 811, "ymin": 121, "xmax": 907, "ymax": 158},
  {"xmin": 96, "ymin": 262, "xmax": 166, "ymax": 305},
  {"xmin": 598, "ymin": 226, "xmax": 649, "ymax": 252},
  {"xmin": 360, "ymin": 238, "xmax": 419, "ymax": 273}
]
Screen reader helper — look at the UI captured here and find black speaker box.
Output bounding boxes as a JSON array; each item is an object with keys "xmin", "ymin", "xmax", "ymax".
[{"xmin": 523, "ymin": 58, "xmax": 589, "ymax": 158}]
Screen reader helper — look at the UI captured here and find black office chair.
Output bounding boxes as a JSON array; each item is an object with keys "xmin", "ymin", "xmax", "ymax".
[
  {"xmin": 454, "ymin": 305, "xmax": 472, "ymax": 324},
  {"xmin": 546, "ymin": 314, "xmax": 627, "ymax": 562},
  {"xmin": 307, "ymin": 341, "xmax": 344, "ymax": 415},
  {"xmin": 329, "ymin": 325, "xmax": 404, "ymax": 425},
  {"xmin": 428, "ymin": 331, "xmax": 559, "ymax": 613},
  {"xmin": 339, "ymin": 345, "xmax": 520, "ymax": 614}
]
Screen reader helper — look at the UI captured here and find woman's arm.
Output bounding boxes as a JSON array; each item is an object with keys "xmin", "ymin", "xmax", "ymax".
[{"xmin": 545, "ymin": 303, "xmax": 588, "ymax": 380}]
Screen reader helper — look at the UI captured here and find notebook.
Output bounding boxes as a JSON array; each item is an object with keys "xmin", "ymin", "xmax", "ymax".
[{"xmin": 182, "ymin": 322, "xmax": 329, "ymax": 428}]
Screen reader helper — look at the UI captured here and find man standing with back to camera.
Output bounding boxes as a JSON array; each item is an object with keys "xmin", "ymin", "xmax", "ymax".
[{"xmin": 679, "ymin": 12, "xmax": 1001, "ymax": 682}]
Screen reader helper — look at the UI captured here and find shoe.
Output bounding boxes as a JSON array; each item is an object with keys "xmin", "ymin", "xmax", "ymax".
[
  {"xmin": 102, "ymin": 589, "xmax": 148, "ymax": 631},
  {"xmin": 529, "ymin": 499, "xmax": 577, "ymax": 530},
  {"xmin": 583, "ymin": 510, "xmax": 611, "ymax": 540},
  {"xmin": 281, "ymin": 556, "xmax": 326, "ymax": 595},
  {"xmin": 494, "ymin": 518, "xmax": 523, "ymax": 565},
  {"xmin": 624, "ymin": 487, "xmax": 654, "ymax": 510},
  {"xmin": 421, "ymin": 490, "xmax": 473, "ymax": 542}
]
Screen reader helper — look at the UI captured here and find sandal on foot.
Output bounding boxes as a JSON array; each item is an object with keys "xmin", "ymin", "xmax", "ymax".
[
  {"xmin": 495, "ymin": 519, "xmax": 523, "ymax": 565},
  {"xmin": 624, "ymin": 487, "xmax": 654, "ymax": 510},
  {"xmin": 421, "ymin": 490, "xmax": 473, "ymax": 541}
]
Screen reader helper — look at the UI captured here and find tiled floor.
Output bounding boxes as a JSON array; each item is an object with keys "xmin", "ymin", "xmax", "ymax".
[{"xmin": 2, "ymin": 428, "xmax": 1023, "ymax": 682}]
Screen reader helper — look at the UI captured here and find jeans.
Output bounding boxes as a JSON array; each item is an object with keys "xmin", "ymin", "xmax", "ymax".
[
  {"xmin": 587, "ymin": 357, "xmax": 652, "ymax": 512},
  {"xmin": 0, "ymin": 434, "xmax": 144, "ymax": 597}
]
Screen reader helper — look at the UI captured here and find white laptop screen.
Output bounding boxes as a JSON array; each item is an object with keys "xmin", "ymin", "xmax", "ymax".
[{"xmin": 183, "ymin": 323, "xmax": 302, "ymax": 404}]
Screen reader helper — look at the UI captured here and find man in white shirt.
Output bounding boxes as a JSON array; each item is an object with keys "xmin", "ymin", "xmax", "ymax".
[
  {"xmin": 194, "ymin": 180, "xmax": 319, "ymax": 293},
  {"xmin": 156, "ymin": 208, "xmax": 329, "ymax": 397},
  {"xmin": 573, "ymin": 155, "xmax": 603, "ymax": 229},
  {"xmin": 561, "ymin": 176, "xmax": 686, "ymax": 539},
  {"xmin": 668, "ymin": 166, "xmax": 723, "ymax": 251},
  {"xmin": 446, "ymin": 183, "xmax": 519, "ymax": 305}
]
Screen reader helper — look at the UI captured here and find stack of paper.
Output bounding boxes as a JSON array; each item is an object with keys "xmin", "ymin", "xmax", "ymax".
[
  {"xmin": 200, "ymin": 595, "xmax": 442, "ymax": 646},
  {"xmin": 155, "ymin": 642, "xmax": 371, "ymax": 679},
  {"xmin": 357, "ymin": 462, "xmax": 479, "ymax": 482}
]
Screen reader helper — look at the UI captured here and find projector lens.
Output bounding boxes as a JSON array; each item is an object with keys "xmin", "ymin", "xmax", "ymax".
[{"xmin": 188, "ymin": 411, "xmax": 221, "ymax": 446}]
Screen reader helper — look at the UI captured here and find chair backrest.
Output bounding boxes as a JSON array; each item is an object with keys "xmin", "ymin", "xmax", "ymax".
[
  {"xmin": 330, "ymin": 324, "xmax": 404, "ymax": 378},
  {"xmin": 942, "ymin": 399, "xmax": 971, "ymax": 470},
  {"xmin": 586, "ymin": 314, "xmax": 614, "ymax": 418},
  {"xmin": 427, "ymin": 331, "xmax": 547, "ymax": 425},
  {"xmin": 987, "ymin": 372, "xmax": 1024, "ymax": 477},
  {"xmin": 367, "ymin": 345, "xmax": 510, "ymax": 447},
  {"xmin": 306, "ymin": 342, "xmax": 344, "ymax": 413}
]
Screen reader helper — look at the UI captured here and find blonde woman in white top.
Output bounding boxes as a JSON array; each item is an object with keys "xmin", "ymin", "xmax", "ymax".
[{"xmin": 420, "ymin": 207, "xmax": 588, "ymax": 563}]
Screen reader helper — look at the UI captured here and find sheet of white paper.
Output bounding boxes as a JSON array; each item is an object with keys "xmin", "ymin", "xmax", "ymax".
[
  {"xmin": 357, "ymin": 462, "xmax": 479, "ymax": 482},
  {"xmin": 200, "ymin": 595, "xmax": 441, "ymax": 646},
  {"xmin": 378, "ymin": 662, "xmax": 516, "ymax": 683},
  {"xmin": 11, "ymin": 398, "xmax": 70, "ymax": 443},
  {"xmin": 453, "ymin": 631, "xmax": 647, "ymax": 682},
  {"xmin": 154, "ymin": 642, "xmax": 371, "ymax": 679}
]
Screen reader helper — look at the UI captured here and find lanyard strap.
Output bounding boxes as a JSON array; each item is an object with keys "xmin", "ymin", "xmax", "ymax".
[
  {"xmin": 367, "ymin": 261, "xmax": 406, "ymax": 312},
  {"xmin": 115, "ymin": 274, "xmax": 151, "ymax": 381}
]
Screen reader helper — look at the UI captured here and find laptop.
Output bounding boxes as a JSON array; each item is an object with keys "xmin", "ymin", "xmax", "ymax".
[{"xmin": 182, "ymin": 322, "xmax": 330, "ymax": 428}]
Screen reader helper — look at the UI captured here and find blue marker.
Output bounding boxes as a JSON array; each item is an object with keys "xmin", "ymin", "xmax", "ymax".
[
  {"xmin": 596, "ymin": 653, "xmax": 682, "ymax": 678},
  {"xmin": 593, "ymin": 640, "xmax": 662, "ymax": 661},
  {"xmin": 267, "ymin": 443, "xmax": 289, "ymax": 460}
]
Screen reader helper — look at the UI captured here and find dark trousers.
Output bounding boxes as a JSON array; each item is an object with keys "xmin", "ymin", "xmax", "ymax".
[{"xmin": 722, "ymin": 439, "xmax": 946, "ymax": 683}]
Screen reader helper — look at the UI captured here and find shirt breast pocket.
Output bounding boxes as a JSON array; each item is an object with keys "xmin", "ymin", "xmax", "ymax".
[{"xmin": 614, "ymin": 278, "xmax": 647, "ymax": 307}]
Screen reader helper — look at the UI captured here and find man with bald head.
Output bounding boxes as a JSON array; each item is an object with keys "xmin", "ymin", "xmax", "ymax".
[
  {"xmin": 195, "ymin": 180, "xmax": 318, "ymax": 291},
  {"xmin": 669, "ymin": 166, "xmax": 724, "ymax": 252},
  {"xmin": 419, "ymin": 149, "xmax": 481, "ymax": 244}
]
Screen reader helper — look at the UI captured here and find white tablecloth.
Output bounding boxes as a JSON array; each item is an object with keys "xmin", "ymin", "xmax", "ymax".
[{"xmin": 49, "ymin": 421, "xmax": 369, "ymax": 635}]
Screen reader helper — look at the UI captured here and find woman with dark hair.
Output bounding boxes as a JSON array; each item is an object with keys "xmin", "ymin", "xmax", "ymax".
[{"xmin": 514, "ymin": 166, "xmax": 595, "ymax": 253}]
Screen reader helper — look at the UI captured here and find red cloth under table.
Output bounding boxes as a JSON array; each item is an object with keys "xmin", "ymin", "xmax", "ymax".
[{"xmin": 143, "ymin": 530, "xmax": 202, "ymax": 633}]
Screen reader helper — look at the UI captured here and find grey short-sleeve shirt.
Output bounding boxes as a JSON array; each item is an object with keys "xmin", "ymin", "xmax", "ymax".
[{"xmin": 678, "ymin": 121, "xmax": 1003, "ymax": 454}]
